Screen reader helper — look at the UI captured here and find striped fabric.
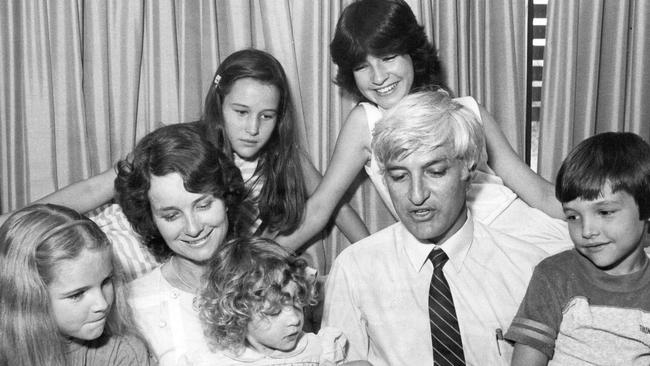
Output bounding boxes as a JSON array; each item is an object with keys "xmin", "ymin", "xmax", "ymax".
[
  {"xmin": 234, "ymin": 154, "xmax": 263, "ymax": 235},
  {"xmin": 428, "ymin": 249, "xmax": 466, "ymax": 366},
  {"xmin": 87, "ymin": 203, "xmax": 158, "ymax": 282}
]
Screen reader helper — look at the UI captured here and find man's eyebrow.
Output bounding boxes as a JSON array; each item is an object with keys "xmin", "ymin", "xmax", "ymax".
[
  {"xmin": 422, "ymin": 158, "xmax": 449, "ymax": 167},
  {"xmin": 386, "ymin": 157, "xmax": 449, "ymax": 170}
]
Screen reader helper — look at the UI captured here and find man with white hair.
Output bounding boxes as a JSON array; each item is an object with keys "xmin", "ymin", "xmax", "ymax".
[{"xmin": 322, "ymin": 90, "xmax": 548, "ymax": 366}]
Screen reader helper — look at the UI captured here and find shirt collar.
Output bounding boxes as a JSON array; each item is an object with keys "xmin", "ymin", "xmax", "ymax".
[
  {"xmin": 222, "ymin": 332, "xmax": 309, "ymax": 362},
  {"xmin": 402, "ymin": 210, "xmax": 474, "ymax": 274}
]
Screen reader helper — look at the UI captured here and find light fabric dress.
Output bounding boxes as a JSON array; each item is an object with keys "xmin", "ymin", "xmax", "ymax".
[{"xmin": 127, "ymin": 267, "xmax": 208, "ymax": 366}]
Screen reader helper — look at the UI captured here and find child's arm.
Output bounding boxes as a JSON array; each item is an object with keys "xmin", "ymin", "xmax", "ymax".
[
  {"xmin": 333, "ymin": 204, "xmax": 370, "ymax": 243},
  {"xmin": 480, "ymin": 105, "xmax": 564, "ymax": 219},
  {"xmin": 511, "ymin": 344, "xmax": 548, "ymax": 366},
  {"xmin": 32, "ymin": 168, "xmax": 116, "ymax": 211},
  {"xmin": 274, "ymin": 106, "xmax": 372, "ymax": 251},
  {"xmin": 0, "ymin": 168, "xmax": 116, "ymax": 225},
  {"xmin": 299, "ymin": 152, "xmax": 370, "ymax": 245}
]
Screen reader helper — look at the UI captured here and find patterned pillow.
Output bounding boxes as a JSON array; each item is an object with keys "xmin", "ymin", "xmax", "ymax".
[{"xmin": 87, "ymin": 203, "xmax": 159, "ymax": 282}]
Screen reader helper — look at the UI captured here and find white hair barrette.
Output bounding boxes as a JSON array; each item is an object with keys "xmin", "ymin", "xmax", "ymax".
[{"xmin": 213, "ymin": 74, "xmax": 221, "ymax": 87}]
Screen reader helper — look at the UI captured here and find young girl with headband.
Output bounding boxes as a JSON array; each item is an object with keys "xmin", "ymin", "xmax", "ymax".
[
  {"xmin": 201, "ymin": 49, "xmax": 366, "ymax": 240},
  {"xmin": 0, "ymin": 204, "xmax": 153, "ymax": 365}
]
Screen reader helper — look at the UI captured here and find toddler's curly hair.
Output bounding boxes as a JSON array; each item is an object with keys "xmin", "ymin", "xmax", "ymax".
[{"xmin": 197, "ymin": 237, "xmax": 317, "ymax": 353}]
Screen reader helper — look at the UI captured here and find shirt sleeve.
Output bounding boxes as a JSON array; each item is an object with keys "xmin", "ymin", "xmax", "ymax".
[
  {"xmin": 321, "ymin": 257, "xmax": 368, "ymax": 361},
  {"xmin": 504, "ymin": 263, "xmax": 564, "ymax": 359}
]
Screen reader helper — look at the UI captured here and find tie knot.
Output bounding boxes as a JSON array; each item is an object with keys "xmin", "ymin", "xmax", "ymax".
[{"xmin": 428, "ymin": 248, "xmax": 449, "ymax": 268}]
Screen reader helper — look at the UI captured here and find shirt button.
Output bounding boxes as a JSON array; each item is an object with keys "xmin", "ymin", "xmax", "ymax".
[
  {"xmin": 171, "ymin": 291, "xmax": 179, "ymax": 299},
  {"xmin": 159, "ymin": 320, "xmax": 167, "ymax": 328}
]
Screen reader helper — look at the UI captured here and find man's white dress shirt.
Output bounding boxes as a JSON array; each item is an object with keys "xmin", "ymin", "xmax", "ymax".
[{"xmin": 323, "ymin": 211, "xmax": 550, "ymax": 366}]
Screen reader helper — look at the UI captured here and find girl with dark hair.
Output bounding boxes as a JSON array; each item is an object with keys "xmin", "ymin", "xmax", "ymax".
[
  {"xmin": 202, "ymin": 49, "xmax": 365, "ymax": 238},
  {"xmin": 275, "ymin": 0, "xmax": 571, "ymax": 252},
  {"xmin": 0, "ymin": 204, "xmax": 153, "ymax": 365},
  {"xmin": 329, "ymin": 0, "xmax": 447, "ymax": 101}
]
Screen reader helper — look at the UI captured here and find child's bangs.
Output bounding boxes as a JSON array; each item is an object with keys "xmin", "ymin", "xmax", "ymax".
[
  {"xmin": 253, "ymin": 265, "xmax": 312, "ymax": 316},
  {"xmin": 557, "ymin": 174, "xmax": 608, "ymax": 203},
  {"xmin": 557, "ymin": 154, "xmax": 638, "ymax": 204},
  {"xmin": 257, "ymin": 286, "xmax": 304, "ymax": 316},
  {"xmin": 557, "ymin": 132, "xmax": 650, "ymax": 209}
]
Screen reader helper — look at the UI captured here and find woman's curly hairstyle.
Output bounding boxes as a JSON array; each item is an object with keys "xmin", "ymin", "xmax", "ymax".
[
  {"xmin": 114, "ymin": 122, "xmax": 245, "ymax": 262},
  {"xmin": 197, "ymin": 237, "xmax": 317, "ymax": 353},
  {"xmin": 330, "ymin": 0, "xmax": 448, "ymax": 101}
]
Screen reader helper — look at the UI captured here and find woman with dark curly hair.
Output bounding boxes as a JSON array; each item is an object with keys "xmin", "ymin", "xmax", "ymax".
[
  {"xmin": 114, "ymin": 122, "xmax": 245, "ymax": 365},
  {"xmin": 191, "ymin": 236, "xmax": 370, "ymax": 365},
  {"xmin": 275, "ymin": 0, "xmax": 570, "ymax": 251}
]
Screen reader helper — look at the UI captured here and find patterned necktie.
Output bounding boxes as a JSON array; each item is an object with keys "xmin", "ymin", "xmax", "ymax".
[{"xmin": 428, "ymin": 248, "xmax": 466, "ymax": 366}]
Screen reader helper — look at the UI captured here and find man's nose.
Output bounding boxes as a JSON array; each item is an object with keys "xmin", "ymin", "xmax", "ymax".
[{"xmin": 408, "ymin": 178, "xmax": 429, "ymax": 205}]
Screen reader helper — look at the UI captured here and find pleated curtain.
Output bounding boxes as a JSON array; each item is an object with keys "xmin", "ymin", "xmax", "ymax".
[
  {"xmin": 537, "ymin": 0, "xmax": 650, "ymax": 181},
  {"xmin": 1, "ymin": 0, "xmax": 538, "ymax": 272}
]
